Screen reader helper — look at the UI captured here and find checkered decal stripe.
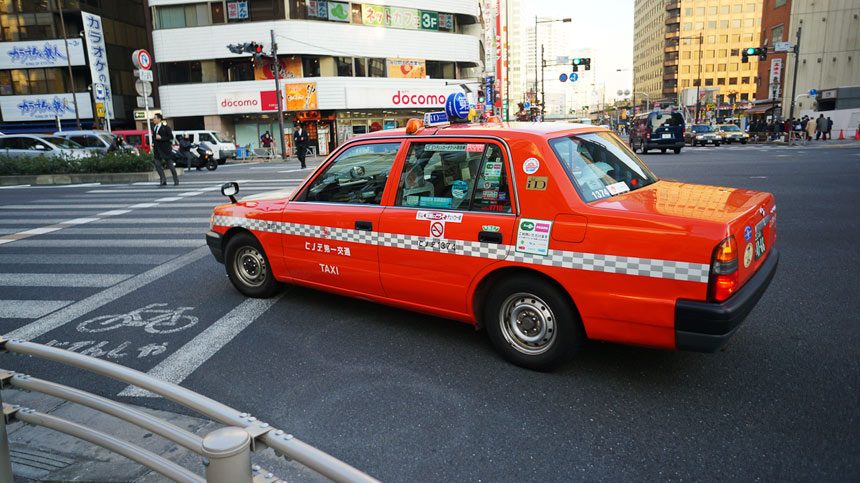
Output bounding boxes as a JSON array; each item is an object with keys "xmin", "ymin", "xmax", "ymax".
[{"xmin": 213, "ymin": 215, "xmax": 709, "ymax": 283}]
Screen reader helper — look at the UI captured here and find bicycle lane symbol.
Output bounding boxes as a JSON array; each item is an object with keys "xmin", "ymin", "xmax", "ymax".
[{"xmin": 76, "ymin": 303, "xmax": 198, "ymax": 335}]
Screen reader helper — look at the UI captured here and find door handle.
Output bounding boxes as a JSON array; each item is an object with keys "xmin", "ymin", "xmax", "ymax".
[
  {"xmin": 478, "ymin": 231, "xmax": 503, "ymax": 244},
  {"xmin": 355, "ymin": 220, "xmax": 373, "ymax": 231}
]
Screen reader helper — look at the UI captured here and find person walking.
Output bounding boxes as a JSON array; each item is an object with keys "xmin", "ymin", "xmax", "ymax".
[
  {"xmin": 826, "ymin": 117, "xmax": 833, "ymax": 140},
  {"xmin": 815, "ymin": 114, "xmax": 825, "ymax": 140},
  {"xmin": 260, "ymin": 130, "xmax": 274, "ymax": 158},
  {"xmin": 805, "ymin": 115, "xmax": 817, "ymax": 141},
  {"xmin": 151, "ymin": 113, "xmax": 178, "ymax": 186},
  {"xmin": 293, "ymin": 123, "xmax": 309, "ymax": 169}
]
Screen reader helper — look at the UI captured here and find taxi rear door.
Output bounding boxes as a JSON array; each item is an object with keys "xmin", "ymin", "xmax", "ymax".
[
  {"xmin": 283, "ymin": 141, "xmax": 402, "ymax": 296},
  {"xmin": 378, "ymin": 139, "xmax": 517, "ymax": 318}
]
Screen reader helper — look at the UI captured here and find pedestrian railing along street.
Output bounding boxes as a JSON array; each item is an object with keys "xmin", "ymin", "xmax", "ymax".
[{"xmin": 0, "ymin": 337, "xmax": 377, "ymax": 483}]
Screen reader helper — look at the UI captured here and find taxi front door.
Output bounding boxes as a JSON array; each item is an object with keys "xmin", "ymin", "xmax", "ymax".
[
  {"xmin": 282, "ymin": 141, "xmax": 402, "ymax": 297},
  {"xmin": 378, "ymin": 140, "xmax": 517, "ymax": 318}
]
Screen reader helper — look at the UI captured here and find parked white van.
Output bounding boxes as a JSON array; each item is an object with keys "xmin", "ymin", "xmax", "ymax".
[{"xmin": 172, "ymin": 130, "xmax": 236, "ymax": 164}]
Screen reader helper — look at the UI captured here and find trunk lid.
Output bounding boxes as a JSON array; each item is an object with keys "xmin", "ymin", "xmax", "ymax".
[{"xmin": 592, "ymin": 180, "xmax": 776, "ymax": 291}]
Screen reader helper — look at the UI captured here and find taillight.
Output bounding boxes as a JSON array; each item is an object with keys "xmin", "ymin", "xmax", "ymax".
[
  {"xmin": 709, "ymin": 236, "xmax": 738, "ymax": 302},
  {"xmin": 681, "ymin": 126, "xmax": 685, "ymax": 137}
]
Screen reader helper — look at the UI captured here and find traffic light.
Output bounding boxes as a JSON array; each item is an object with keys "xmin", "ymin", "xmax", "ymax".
[
  {"xmin": 741, "ymin": 47, "xmax": 767, "ymax": 63},
  {"xmin": 226, "ymin": 42, "xmax": 266, "ymax": 62},
  {"xmin": 571, "ymin": 57, "xmax": 591, "ymax": 72}
]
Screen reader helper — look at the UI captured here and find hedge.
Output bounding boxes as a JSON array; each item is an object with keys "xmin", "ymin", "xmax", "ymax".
[{"xmin": 0, "ymin": 152, "xmax": 155, "ymax": 176}]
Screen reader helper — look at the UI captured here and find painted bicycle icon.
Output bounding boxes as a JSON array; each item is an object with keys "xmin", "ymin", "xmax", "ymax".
[{"xmin": 77, "ymin": 303, "xmax": 198, "ymax": 334}]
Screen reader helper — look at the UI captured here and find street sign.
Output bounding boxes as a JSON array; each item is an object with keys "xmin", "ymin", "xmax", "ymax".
[
  {"xmin": 93, "ymin": 82, "xmax": 106, "ymax": 101},
  {"xmin": 134, "ymin": 79, "xmax": 152, "ymax": 97},
  {"xmin": 135, "ymin": 69, "xmax": 153, "ymax": 82},
  {"xmin": 95, "ymin": 102, "xmax": 105, "ymax": 117},
  {"xmin": 774, "ymin": 41, "xmax": 793, "ymax": 52},
  {"xmin": 132, "ymin": 49, "xmax": 152, "ymax": 70},
  {"xmin": 809, "ymin": 88, "xmax": 818, "ymax": 96},
  {"xmin": 559, "ymin": 73, "xmax": 568, "ymax": 82},
  {"xmin": 569, "ymin": 73, "xmax": 579, "ymax": 82},
  {"xmin": 523, "ymin": 101, "xmax": 531, "ymax": 109},
  {"xmin": 134, "ymin": 109, "xmax": 160, "ymax": 120},
  {"xmin": 136, "ymin": 96, "xmax": 154, "ymax": 108}
]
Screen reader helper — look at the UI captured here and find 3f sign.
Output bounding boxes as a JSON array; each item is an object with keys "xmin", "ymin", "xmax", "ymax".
[{"xmin": 422, "ymin": 12, "xmax": 438, "ymax": 29}]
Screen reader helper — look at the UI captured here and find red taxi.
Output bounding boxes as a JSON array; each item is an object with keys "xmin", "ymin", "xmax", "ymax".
[{"xmin": 206, "ymin": 119, "xmax": 779, "ymax": 370}]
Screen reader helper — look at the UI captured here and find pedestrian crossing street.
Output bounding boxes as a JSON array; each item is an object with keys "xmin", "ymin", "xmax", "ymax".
[{"xmin": 0, "ymin": 177, "xmax": 303, "ymax": 395}]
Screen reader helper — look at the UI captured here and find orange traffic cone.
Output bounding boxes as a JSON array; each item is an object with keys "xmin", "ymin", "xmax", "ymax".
[{"xmin": 839, "ymin": 129, "xmax": 845, "ymax": 140}]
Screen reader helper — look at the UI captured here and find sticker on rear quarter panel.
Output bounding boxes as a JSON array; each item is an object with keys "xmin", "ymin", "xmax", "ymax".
[
  {"xmin": 522, "ymin": 157, "xmax": 540, "ymax": 174},
  {"xmin": 515, "ymin": 218, "xmax": 553, "ymax": 256},
  {"xmin": 743, "ymin": 243, "xmax": 754, "ymax": 268}
]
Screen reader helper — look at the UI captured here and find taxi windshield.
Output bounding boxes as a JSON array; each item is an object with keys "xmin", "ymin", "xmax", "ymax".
[
  {"xmin": 721, "ymin": 125, "xmax": 741, "ymax": 132},
  {"xmin": 549, "ymin": 131, "xmax": 658, "ymax": 203},
  {"xmin": 692, "ymin": 125, "xmax": 713, "ymax": 132}
]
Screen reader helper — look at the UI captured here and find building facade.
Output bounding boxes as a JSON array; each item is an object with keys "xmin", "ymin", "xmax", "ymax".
[
  {"xmin": 149, "ymin": 0, "xmax": 482, "ymax": 153},
  {"xmin": 0, "ymin": 0, "xmax": 148, "ymax": 132},
  {"xmin": 781, "ymin": 0, "xmax": 860, "ymax": 127},
  {"xmin": 754, "ymin": 0, "xmax": 791, "ymax": 109},
  {"xmin": 634, "ymin": 0, "xmax": 764, "ymax": 118}
]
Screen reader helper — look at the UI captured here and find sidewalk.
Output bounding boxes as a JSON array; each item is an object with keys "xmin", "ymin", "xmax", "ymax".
[{"xmin": 4, "ymin": 389, "xmax": 324, "ymax": 482}]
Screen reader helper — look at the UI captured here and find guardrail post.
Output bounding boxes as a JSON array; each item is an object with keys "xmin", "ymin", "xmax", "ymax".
[
  {"xmin": 201, "ymin": 427, "xmax": 252, "ymax": 483},
  {"xmin": 0, "ymin": 391, "xmax": 14, "ymax": 483}
]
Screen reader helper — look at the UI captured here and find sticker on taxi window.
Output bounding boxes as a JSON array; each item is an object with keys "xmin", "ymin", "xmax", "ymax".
[
  {"xmin": 483, "ymin": 162, "xmax": 502, "ymax": 180},
  {"xmin": 466, "ymin": 143, "xmax": 485, "ymax": 152},
  {"xmin": 522, "ymin": 157, "xmax": 540, "ymax": 175},
  {"xmin": 425, "ymin": 143, "xmax": 466, "ymax": 152},
  {"xmin": 515, "ymin": 218, "xmax": 553, "ymax": 256},
  {"xmin": 606, "ymin": 181, "xmax": 630, "ymax": 195},
  {"xmin": 452, "ymin": 180, "xmax": 469, "ymax": 199},
  {"xmin": 416, "ymin": 211, "xmax": 463, "ymax": 222},
  {"xmin": 417, "ymin": 197, "xmax": 453, "ymax": 209}
]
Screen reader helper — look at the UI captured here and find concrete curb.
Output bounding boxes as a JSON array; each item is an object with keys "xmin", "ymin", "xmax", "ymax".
[{"xmin": 0, "ymin": 170, "xmax": 186, "ymax": 186}]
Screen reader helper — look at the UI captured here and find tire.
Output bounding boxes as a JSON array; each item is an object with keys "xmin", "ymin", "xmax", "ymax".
[
  {"xmin": 741, "ymin": 140, "xmax": 748, "ymax": 144},
  {"xmin": 218, "ymin": 159, "xmax": 226, "ymax": 165},
  {"xmin": 207, "ymin": 159, "xmax": 218, "ymax": 171},
  {"xmin": 225, "ymin": 232, "xmax": 279, "ymax": 298},
  {"xmin": 630, "ymin": 140, "xmax": 637, "ymax": 153},
  {"xmin": 484, "ymin": 276, "xmax": 584, "ymax": 370},
  {"xmin": 715, "ymin": 142, "xmax": 721, "ymax": 147},
  {"xmin": 641, "ymin": 141, "xmax": 649, "ymax": 154},
  {"xmin": 673, "ymin": 147, "xmax": 682, "ymax": 154},
  {"xmin": 660, "ymin": 148, "xmax": 667, "ymax": 153}
]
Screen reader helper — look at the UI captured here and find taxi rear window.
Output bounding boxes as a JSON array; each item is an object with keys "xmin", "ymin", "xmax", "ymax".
[{"xmin": 549, "ymin": 132, "xmax": 658, "ymax": 203}]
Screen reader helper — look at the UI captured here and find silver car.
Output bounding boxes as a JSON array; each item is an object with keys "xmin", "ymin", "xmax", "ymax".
[
  {"xmin": 53, "ymin": 130, "xmax": 126, "ymax": 155},
  {"xmin": 0, "ymin": 134, "xmax": 89, "ymax": 159}
]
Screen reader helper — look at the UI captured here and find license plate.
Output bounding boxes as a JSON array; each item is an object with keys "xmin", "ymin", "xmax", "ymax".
[
  {"xmin": 661, "ymin": 133, "xmax": 672, "ymax": 139},
  {"xmin": 754, "ymin": 230, "xmax": 766, "ymax": 260}
]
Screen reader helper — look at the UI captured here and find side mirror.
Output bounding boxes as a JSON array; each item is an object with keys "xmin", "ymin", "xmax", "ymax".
[{"xmin": 221, "ymin": 182, "xmax": 239, "ymax": 203}]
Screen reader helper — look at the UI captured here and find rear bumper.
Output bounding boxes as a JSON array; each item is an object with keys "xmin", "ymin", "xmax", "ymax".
[
  {"xmin": 646, "ymin": 139, "xmax": 684, "ymax": 148},
  {"xmin": 206, "ymin": 230, "xmax": 224, "ymax": 263},
  {"xmin": 674, "ymin": 247, "xmax": 779, "ymax": 352}
]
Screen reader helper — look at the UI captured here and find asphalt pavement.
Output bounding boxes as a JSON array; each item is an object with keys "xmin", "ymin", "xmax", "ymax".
[{"xmin": 0, "ymin": 143, "xmax": 858, "ymax": 481}]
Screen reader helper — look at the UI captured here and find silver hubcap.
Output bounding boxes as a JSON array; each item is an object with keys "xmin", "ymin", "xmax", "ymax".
[
  {"xmin": 234, "ymin": 246, "xmax": 267, "ymax": 287},
  {"xmin": 499, "ymin": 293, "xmax": 556, "ymax": 355}
]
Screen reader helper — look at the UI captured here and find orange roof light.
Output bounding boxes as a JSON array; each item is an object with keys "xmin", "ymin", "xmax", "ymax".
[
  {"xmin": 405, "ymin": 118, "xmax": 423, "ymax": 135},
  {"xmin": 487, "ymin": 116, "xmax": 502, "ymax": 123}
]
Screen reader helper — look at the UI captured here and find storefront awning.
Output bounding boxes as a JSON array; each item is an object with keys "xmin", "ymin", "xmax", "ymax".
[{"xmin": 745, "ymin": 104, "xmax": 778, "ymax": 115}]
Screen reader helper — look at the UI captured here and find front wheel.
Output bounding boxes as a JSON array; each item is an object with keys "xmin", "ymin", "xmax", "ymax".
[
  {"xmin": 484, "ymin": 276, "xmax": 584, "ymax": 371},
  {"xmin": 741, "ymin": 140, "xmax": 748, "ymax": 144},
  {"xmin": 715, "ymin": 142, "xmax": 721, "ymax": 147},
  {"xmin": 660, "ymin": 148, "xmax": 667, "ymax": 153},
  {"xmin": 207, "ymin": 159, "xmax": 218, "ymax": 171},
  {"xmin": 225, "ymin": 232, "xmax": 279, "ymax": 298}
]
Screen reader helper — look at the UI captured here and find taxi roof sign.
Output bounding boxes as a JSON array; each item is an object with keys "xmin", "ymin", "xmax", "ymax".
[{"xmin": 424, "ymin": 111, "xmax": 450, "ymax": 127}]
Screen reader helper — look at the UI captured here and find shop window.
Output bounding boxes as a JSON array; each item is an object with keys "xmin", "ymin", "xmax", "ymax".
[
  {"xmin": 160, "ymin": 61, "xmax": 203, "ymax": 84},
  {"xmin": 335, "ymin": 57, "xmax": 353, "ymax": 76},
  {"xmin": 771, "ymin": 24, "xmax": 784, "ymax": 44},
  {"xmin": 212, "ymin": 2, "xmax": 225, "ymax": 23},
  {"xmin": 368, "ymin": 58, "xmax": 385, "ymax": 77},
  {"xmin": 354, "ymin": 58, "xmax": 368, "ymax": 77},
  {"xmin": 302, "ymin": 56, "xmax": 321, "ymax": 77},
  {"xmin": 426, "ymin": 61, "xmax": 455, "ymax": 79},
  {"xmin": 228, "ymin": 0, "xmax": 284, "ymax": 22}
]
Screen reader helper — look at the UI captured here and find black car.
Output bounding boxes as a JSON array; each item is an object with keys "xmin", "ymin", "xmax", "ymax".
[{"xmin": 629, "ymin": 111, "xmax": 685, "ymax": 154}]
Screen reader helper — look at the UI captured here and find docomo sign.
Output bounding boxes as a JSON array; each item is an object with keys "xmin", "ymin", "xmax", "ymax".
[
  {"xmin": 216, "ymin": 91, "xmax": 278, "ymax": 114},
  {"xmin": 346, "ymin": 87, "xmax": 462, "ymax": 109}
]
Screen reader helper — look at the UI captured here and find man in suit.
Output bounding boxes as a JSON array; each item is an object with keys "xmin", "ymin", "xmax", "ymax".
[
  {"xmin": 151, "ymin": 113, "xmax": 178, "ymax": 186},
  {"xmin": 294, "ymin": 123, "xmax": 309, "ymax": 169}
]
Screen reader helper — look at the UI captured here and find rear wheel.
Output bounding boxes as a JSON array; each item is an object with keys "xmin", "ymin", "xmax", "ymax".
[
  {"xmin": 715, "ymin": 142, "xmax": 721, "ymax": 147},
  {"xmin": 673, "ymin": 147, "xmax": 682, "ymax": 154},
  {"xmin": 484, "ymin": 276, "xmax": 584, "ymax": 371},
  {"xmin": 660, "ymin": 148, "xmax": 667, "ymax": 153},
  {"xmin": 225, "ymin": 232, "xmax": 279, "ymax": 298},
  {"xmin": 741, "ymin": 139, "xmax": 748, "ymax": 144}
]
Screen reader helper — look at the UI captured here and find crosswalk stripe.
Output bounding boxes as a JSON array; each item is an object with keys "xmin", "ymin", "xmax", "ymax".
[
  {"xmin": 118, "ymin": 294, "xmax": 284, "ymax": 397},
  {"xmin": 8, "ymin": 239, "xmax": 205, "ymax": 247},
  {"xmin": 39, "ymin": 227, "xmax": 204, "ymax": 235},
  {"xmin": 0, "ymin": 300, "xmax": 73, "ymax": 319},
  {"xmin": 7, "ymin": 246, "xmax": 211, "ymax": 340},
  {"xmin": 1, "ymin": 203, "xmax": 220, "ymax": 209},
  {"xmin": 0, "ymin": 273, "xmax": 132, "ymax": 287},
  {"xmin": 92, "ymin": 218, "xmax": 209, "ymax": 224},
  {"xmin": 0, "ymin": 254, "xmax": 175, "ymax": 265}
]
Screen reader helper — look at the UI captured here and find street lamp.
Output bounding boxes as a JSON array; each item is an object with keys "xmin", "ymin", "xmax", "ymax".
[{"xmin": 534, "ymin": 16, "xmax": 571, "ymax": 119}]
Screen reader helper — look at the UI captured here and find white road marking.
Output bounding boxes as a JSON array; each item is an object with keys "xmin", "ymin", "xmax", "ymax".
[
  {"xmin": 0, "ymin": 185, "xmax": 30, "ymax": 190},
  {"xmin": 10, "ymin": 239, "xmax": 204, "ymax": 247},
  {"xmin": 0, "ymin": 254, "xmax": 174, "ymax": 265},
  {"xmin": 127, "ymin": 202, "xmax": 160, "ymax": 208},
  {"xmin": 118, "ymin": 295, "xmax": 284, "ymax": 397},
  {"xmin": 0, "ymin": 204, "xmax": 129, "ymax": 210},
  {"xmin": 92, "ymin": 218, "xmax": 209, "ymax": 224},
  {"xmin": 0, "ymin": 300, "xmax": 73, "ymax": 319},
  {"xmin": 155, "ymin": 196, "xmax": 183, "ymax": 202},
  {"xmin": 0, "ymin": 273, "xmax": 132, "ymax": 287},
  {"xmin": 43, "ymin": 227, "xmax": 203, "ymax": 235},
  {"xmin": 6, "ymin": 246, "xmax": 211, "ymax": 340},
  {"xmin": 98, "ymin": 209, "xmax": 132, "ymax": 216}
]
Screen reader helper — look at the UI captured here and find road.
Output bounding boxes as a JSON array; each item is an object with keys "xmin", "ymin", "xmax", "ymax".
[{"xmin": 1, "ymin": 143, "xmax": 858, "ymax": 481}]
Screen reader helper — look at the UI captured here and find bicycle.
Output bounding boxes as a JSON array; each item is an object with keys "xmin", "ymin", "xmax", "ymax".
[{"xmin": 77, "ymin": 303, "xmax": 198, "ymax": 334}]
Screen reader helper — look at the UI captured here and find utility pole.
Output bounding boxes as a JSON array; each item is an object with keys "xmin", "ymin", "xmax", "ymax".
[
  {"xmin": 694, "ymin": 32, "xmax": 703, "ymax": 123},
  {"xmin": 533, "ymin": 16, "xmax": 538, "ymax": 107},
  {"xmin": 788, "ymin": 26, "xmax": 802, "ymax": 119},
  {"xmin": 540, "ymin": 44, "xmax": 545, "ymax": 120},
  {"xmin": 57, "ymin": 0, "xmax": 81, "ymax": 130},
  {"xmin": 271, "ymin": 29, "xmax": 287, "ymax": 160}
]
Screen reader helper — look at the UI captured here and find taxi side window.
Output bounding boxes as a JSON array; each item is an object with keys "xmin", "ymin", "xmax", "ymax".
[
  {"xmin": 394, "ymin": 142, "xmax": 511, "ymax": 213},
  {"xmin": 470, "ymin": 144, "xmax": 512, "ymax": 213},
  {"xmin": 302, "ymin": 142, "xmax": 399, "ymax": 205}
]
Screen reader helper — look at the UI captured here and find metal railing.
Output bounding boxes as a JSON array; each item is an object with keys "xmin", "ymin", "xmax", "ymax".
[{"xmin": 0, "ymin": 337, "xmax": 378, "ymax": 483}]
